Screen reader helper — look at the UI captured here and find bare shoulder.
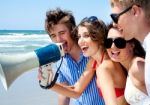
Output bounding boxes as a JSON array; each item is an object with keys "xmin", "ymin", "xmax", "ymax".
[
  {"xmin": 133, "ymin": 57, "xmax": 144, "ymax": 63},
  {"xmin": 130, "ymin": 57, "xmax": 145, "ymax": 82},
  {"xmin": 131, "ymin": 57, "xmax": 145, "ymax": 71},
  {"xmin": 97, "ymin": 59, "xmax": 114, "ymax": 74}
]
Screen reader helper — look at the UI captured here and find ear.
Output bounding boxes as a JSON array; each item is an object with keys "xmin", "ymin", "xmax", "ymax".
[
  {"xmin": 130, "ymin": 42, "xmax": 135, "ymax": 51},
  {"xmin": 131, "ymin": 5, "xmax": 141, "ymax": 17}
]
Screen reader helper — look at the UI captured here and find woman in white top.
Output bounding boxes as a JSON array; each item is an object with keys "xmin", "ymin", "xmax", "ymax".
[{"xmin": 105, "ymin": 24, "xmax": 150, "ymax": 105}]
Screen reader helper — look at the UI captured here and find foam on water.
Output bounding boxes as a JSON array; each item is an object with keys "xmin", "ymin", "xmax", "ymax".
[
  {"xmin": 0, "ymin": 30, "xmax": 52, "ymax": 53},
  {"xmin": 0, "ymin": 30, "xmax": 58, "ymax": 105}
]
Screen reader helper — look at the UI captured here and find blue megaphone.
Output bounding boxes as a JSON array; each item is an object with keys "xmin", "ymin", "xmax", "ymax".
[{"xmin": 0, "ymin": 43, "xmax": 64, "ymax": 90}]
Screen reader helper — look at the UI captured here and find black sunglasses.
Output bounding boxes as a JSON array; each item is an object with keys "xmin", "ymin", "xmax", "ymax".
[
  {"xmin": 104, "ymin": 37, "xmax": 130, "ymax": 49},
  {"xmin": 82, "ymin": 16, "xmax": 98, "ymax": 23},
  {"xmin": 110, "ymin": 6, "xmax": 132, "ymax": 24}
]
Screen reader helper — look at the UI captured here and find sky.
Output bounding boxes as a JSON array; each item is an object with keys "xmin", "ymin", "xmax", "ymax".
[
  {"xmin": 0, "ymin": 0, "xmax": 112, "ymax": 30},
  {"xmin": 0, "ymin": 1, "xmax": 112, "ymax": 104}
]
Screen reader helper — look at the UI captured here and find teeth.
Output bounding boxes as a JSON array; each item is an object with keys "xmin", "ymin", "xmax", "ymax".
[
  {"xmin": 111, "ymin": 51, "xmax": 120, "ymax": 57},
  {"xmin": 62, "ymin": 42, "xmax": 67, "ymax": 48},
  {"xmin": 112, "ymin": 51, "xmax": 119, "ymax": 54},
  {"xmin": 82, "ymin": 46, "xmax": 88, "ymax": 52}
]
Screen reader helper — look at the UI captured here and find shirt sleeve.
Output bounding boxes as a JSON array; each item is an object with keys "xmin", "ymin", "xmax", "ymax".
[{"xmin": 143, "ymin": 33, "xmax": 150, "ymax": 97}]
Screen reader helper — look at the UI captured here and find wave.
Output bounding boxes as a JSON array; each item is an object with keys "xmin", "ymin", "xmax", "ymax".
[
  {"xmin": 0, "ymin": 30, "xmax": 46, "ymax": 35},
  {"xmin": 0, "ymin": 30, "xmax": 52, "ymax": 53}
]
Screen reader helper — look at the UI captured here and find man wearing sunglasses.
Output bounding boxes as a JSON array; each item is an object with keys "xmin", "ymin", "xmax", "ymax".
[{"xmin": 109, "ymin": 0, "xmax": 150, "ymax": 97}]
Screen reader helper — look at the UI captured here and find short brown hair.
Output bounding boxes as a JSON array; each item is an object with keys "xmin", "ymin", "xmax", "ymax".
[{"xmin": 45, "ymin": 8, "xmax": 78, "ymax": 43}]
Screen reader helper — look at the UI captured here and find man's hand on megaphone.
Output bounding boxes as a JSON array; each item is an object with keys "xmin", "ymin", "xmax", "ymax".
[{"xmin": 38, "ymin": 63, "xmax": 54, "ymax": 89}]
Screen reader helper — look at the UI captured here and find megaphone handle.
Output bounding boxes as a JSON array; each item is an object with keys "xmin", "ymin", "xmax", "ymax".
[
  {"xmin": 45, "ymin": 72, "xmax": 59, "ymax": 89},
  {"xmin": 40, "ymin": 57, "xmax": 63, "ymax": 89}
]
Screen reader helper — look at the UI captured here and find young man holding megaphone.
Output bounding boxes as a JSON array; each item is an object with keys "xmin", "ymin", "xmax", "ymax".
[{"xmin": 38, "ymin": 8, "xmax": 104, "ymax": 105}]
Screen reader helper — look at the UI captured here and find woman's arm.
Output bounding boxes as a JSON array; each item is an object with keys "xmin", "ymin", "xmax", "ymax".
[
  {"xmin": 131, "ymin": 57, "xmax": 147, "ymax": 94},
  {"xmin": 58, "ymin": 82, "xmax": 70, "ymax": 105},
  {"xmin": 50, "ymin": 58, "xmax": 96, "ymax": 98}
]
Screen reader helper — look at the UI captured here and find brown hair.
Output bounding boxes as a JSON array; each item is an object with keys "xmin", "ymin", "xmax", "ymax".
[
  {"xmin": 77, "ymin": 17, "xmax": 108, "ymax": 50},
  {"xmin": 107, "ymin": 23, "xmax": 145, "ymax": 58},
  {"xmin": 45, "ymin": 8, "xmax": 78, "ymax": 43}
]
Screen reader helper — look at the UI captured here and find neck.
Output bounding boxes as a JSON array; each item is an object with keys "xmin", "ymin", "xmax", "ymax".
[
  {"xmin": 138, "ymin": 29, "xmax": 150, "ymax": 43},
  {"xmin": 92, "ymin": 48, "xmax": 104, "ymax": 65},
  {"xmin": 120, "ymin": 56, "xmax": 134, "ymax": 71},
  {"xmin": 68, "ymin": 44, "xmax": 81, "ymax": 62},
  {"xmin": 137, "ymin": 21, "xmax": 150, "ymax": 43}
]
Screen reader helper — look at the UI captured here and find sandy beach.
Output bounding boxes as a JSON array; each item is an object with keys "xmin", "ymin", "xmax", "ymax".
[{"xmin": 0, "ymin": 69, "xmax": 58, "ymax": 105}]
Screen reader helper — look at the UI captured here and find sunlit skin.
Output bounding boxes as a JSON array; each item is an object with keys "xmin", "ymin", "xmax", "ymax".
[
  {"xmin": 106, "ymin": 28, "xmax": 133, "ymax": 65},
  {"xmin": 39, "ymin": 21, "xmax": 128, "ymax": 105},
  {"xmin": 48, "ymin": 24, "xmax": 81, "ymax": 61},
  {"xmin": 48, "ymin": 24, "xmax": 74, "ymax": 53},
  {"xmin": 110, "ymin": 0, "xmax": 148, "ymax": 42},
  {"xmin": 107, "ymin": 27, "xmax": 147, "ymax": 95},
  {"xmin": 78, "ymin": 26, "xmax": 100, "ymax": 59},
  {"xmin": 110, "ymin": 0, "xmax": 150, "ymax": 100},
  {"xmin": 77, "ymin": 26, "xmax": 128, "ymax": 105},
  {"xmin": 111, "ymin": 4, "xmax": 135, "ymax": 41}
]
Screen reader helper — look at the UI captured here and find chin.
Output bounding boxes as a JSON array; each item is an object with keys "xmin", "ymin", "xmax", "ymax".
[
  {"xmin": 83, "ymin": 53, "xmax": 89, "ymax": 57},
  {"xmin": 111, "ymin": 58, "xmax": 120, "ymax": 62}
]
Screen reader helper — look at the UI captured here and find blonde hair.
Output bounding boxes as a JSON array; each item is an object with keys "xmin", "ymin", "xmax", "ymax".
[{"xmin": 110, "ymin": 0, "xmax": 150, "ymax": 23}]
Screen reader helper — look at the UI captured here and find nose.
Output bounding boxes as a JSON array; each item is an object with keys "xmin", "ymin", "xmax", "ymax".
[
  {"xmin": 78, "ymin": 37, "xmax": 85, "ymax": 46},
  {"xmin": 110, "ymin": 41, "xmax": 116, "ymax": 48},
  {"xmin": 112, "ymin": 22, "xmax": 118, "ymax": 28},
  {"xmin": 56, "ymin": 35, "xmax": 63, "ymax": 43}
]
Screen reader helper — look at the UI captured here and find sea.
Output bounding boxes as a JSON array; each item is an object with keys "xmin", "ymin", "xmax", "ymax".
[{"xmin": 0, "ymin": 30, "xmax": 59, "ymax": 105}]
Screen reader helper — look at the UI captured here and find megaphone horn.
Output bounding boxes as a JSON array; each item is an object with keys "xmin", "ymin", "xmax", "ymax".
[{"xmin": 0, "ymin": 43, "xmax": 64, "ymax": 90}]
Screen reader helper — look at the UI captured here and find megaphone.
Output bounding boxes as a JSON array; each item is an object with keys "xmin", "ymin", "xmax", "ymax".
[{"xmin": 0, "ymin": 43, "xmax": 64, "ymax": 90}]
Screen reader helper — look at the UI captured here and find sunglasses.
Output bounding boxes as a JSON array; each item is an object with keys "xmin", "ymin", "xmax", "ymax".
[
  {"xmin": 110, "ymin": 6, "xmax": 132, "ymax": 24},
  {"xmin": 105, "ymin": 37, "xmax": 130, "ymax": 49},
  {"xmin": 82, "ymin": 16, "xmax": 98, "ymax": 23}
]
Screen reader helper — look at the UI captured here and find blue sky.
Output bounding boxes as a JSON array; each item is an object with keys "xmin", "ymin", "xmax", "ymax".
[{"xmin": 0, "ymin": 0, "xmax": 112, "ymax": 30}]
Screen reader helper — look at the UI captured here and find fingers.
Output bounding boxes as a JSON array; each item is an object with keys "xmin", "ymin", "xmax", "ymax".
[
  {"xmin": 38, "ymin": 64, "xmax": 54, "ymax": 88},
  {"xmin": 38, "ymin": 67, "xmax": 43, "ymax": 80},
  {"xmin": 48, "ymin": 70, "xmax": 54, "ymax": 83}
]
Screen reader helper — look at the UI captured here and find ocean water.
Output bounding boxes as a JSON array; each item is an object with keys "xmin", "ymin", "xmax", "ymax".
[
  {"xmin": 0, "ymin": 30, "xmax": 58, "ymax": 105},
  {"xmin": 0, "ymin": 30, "xmax": 52, "ymax": 53}
]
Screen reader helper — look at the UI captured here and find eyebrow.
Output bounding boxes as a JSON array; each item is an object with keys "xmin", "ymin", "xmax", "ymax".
[{"xmin": 111, "ymin": 2, "xmax": 114, "ymax": 7}]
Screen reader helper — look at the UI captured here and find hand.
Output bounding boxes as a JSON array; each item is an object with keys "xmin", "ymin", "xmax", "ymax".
[{"xmin": 38, "ymin": 63, "xmax": 54, "ymax": 89}]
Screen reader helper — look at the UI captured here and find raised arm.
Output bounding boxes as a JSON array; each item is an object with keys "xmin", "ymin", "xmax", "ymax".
[
  {"xmin": 39, "ymin": 58, "xmax": 96, "ymax": 98},
  {"xmin": 51, "ymin": 58, "xmax": 95, "ymax": 98}
]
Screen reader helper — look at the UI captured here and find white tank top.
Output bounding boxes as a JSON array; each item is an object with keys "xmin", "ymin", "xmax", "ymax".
[{"xmin": 125, "ymin": 77, "xmax": 150, "ymax": 105}]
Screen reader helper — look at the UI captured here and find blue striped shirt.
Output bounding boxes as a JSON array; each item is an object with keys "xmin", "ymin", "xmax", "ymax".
[{"xmin": 53, "ymin": 53, "xmax": 105, "ymax": 105}]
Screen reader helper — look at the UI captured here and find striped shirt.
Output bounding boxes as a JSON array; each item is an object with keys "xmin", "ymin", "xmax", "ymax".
[{"xmin": 53, "ymin": 53, "xmax": 105, "ymax": 105}]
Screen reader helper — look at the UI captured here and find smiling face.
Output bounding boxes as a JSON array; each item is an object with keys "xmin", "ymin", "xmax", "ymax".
[
  {"xmin": 106, "ymin": 27, "xmax": 133, "ymax": 63},
  {"xmin": 110, "ymin": 0, "xmax": 142, "ymax": 41},
  {"xmin": 78, "ymin": 26, "xmax": 99, "ymax": 57},
  {"xmin": 48, "ymin": 24, "xmax": 75, "ymax": 54}
]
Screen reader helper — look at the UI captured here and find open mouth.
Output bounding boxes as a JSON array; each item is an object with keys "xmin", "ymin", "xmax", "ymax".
[
  {"xmin": 81, "ymin": 46, "xmax": 88, "ymax": 53},
  {"xmin": 62, "ymin": 42, "xmax": 67, "ymax": 50},
  {"xmin": 111, "ymin": 51, "xmax": 120, "ymax": 57}
]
